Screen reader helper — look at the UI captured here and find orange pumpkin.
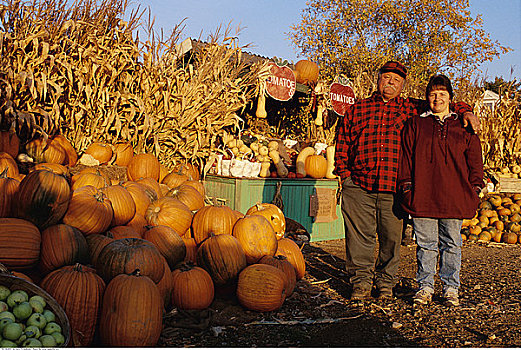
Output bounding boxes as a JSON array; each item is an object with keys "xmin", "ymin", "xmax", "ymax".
[
  {"xmin": 71, "ymin": 167, "xmax": 111, "ymax": 187},
  {"xmin": 122, "ymin": 181, "xmax": 153, "ymax": 217},
  {"xmin": 113, "ymin": 142, "xmax": 134, "ymax": 166},
  {"xmin": 145, "ymin": 196, "xmax": 193, "ymax": 235},
  {"xmin": 15, "ymin": 169, "xmax": 71, "ymax": 229},
  {"xmin": 258, "ymin": 254, "xmax": 297, "ymax": 297},
  {"xmin": 51, "ymin": 134, "xmax": 78, "ymax": 167},
  {"xmin": 192, "ymin": 205, "xmax": 238, "ymax": 245},
  {"xmin": 236, "ymin": 264, "xmax": 286, "ymax": 312},
  {"xmin": 125, "ymin": 213, "xmax": 148, "ymax": 236},
  {"xmin": 305, "ymin": 154, "xmax": 328, "ymax": 179},
  {"xmin": 156, "ymin": 257, "xmax": 173, "ymax": 309},
  {"xmin": 162, "ymin": 171, "xmax": 189, "ymax": 189},
  {"xmin": 167, "ymin": 184, "xmax": 204, "ymax": 211},
  {"xmin": 127, "ymin": 153, "xmax": 160, "ymax": 182},
  {"xmin": 246, "ymin": 203, "xmax": 286, "ymax": 240},
  {"xmin": 31, "ymin": 162, "xmax": 70, "ymax": 177},
  {"xmin": 232, "ymin": 215, "xmax": 278, "ymax": 264},
  {"xmin": 294, "ymin": 59, "xmax": 319, "ymax": 85},
  {"xmin": 135, "ymin": 177, "xmax": 162, "ymax": 199},
  {"xmin": 276, "ymin": 238, "xmax": 306, "ymax": 280},
  {"xmin": 0, "ymin": 130, "xmax": 20, "ymax": 158},
  {"xmin": 84, "ymin": 142, "xmax": 113, "ymax": 164},
  {"xmin": 25, "ymin": 137, "xmax": 66, "ymax": 164},
  {"xmin": 0, "ymin": 151, "xmax": 19, "ymax": 178},
  {"xmin": 142, "ymin": 225, "xmax": 186, "ymax": 269},
  {"xmin": 171, "ymin": 262, "xmax": 214, "ymax": 310},
  {"xmin": 103, "ymin": 184, "xmax": 136, "ymax": 226},
  {"xmin": 72, "ymin": 172, "xmax": 110, "ymax": 190},
  {"xmin": 182, "ymin": 237, "xmax": 198, "ymax": 263},
  {"xmin": 99, "ymin": 271, "xmax": 163, "ymax": 347},
  {"xmin": 182, "ymin": 180, "xmax": 205, "ymax": 197},
  {"xmin": 39, "ymin": 224, "xmax": 89, "ymax": 274},
  {"xmin": 0, "ymin": 218, "xmax": 41, "ymax": 270},
  {"xmin": 40, "ymin": 264, "xmax": 106, "ymax": 347},
  {"xmin": 62, "ymin": 185, "xmax": 114, "ymax": 235},
  {"xmin": 106, "ymin": 226, "xmax": 142, "ymax": 239},
  {"xmin": 0, "ymin": 168, "xmax": 19, "ymax": 217},
  {"xmin": 173, "ymin": 163, "xmax": 200, "ymax": 181},
  {"xmin": 86, "ymin": 234, "xmax": 114, "ymax": 266}
]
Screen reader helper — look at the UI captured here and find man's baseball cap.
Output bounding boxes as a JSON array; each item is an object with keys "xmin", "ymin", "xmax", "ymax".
[{"xmin": 379, "ymin": 61, "xmax": 407, "ymax": 79}]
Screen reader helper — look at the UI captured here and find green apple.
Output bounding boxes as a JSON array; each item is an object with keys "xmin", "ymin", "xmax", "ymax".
[
  {"xmin": 13, "ymin": 301, "xmax": 32, "ymax": 321},
  {"xmin": 40, "ymin": 334, "xmax": 57, "ymax": 347},
  {"xmin": 6, "ymin": 290, "xmax": 28, "ymax": 308},
  {"xmin": 0, "ymin": 318, "xmax": 13, "ymax": 333},
  {"xmin": 2, "ymin": 322, "xmax": 23, "ymax": 341},
  {"xmin": 44, "ymin": 321, "xmax": 61, "ymax": 335},
  {"xmin": 0, "ymin": 286, "xmax": 10, "ymax": 301},
  {"xmin": 0, "ymin": 311, "xmax": 15, "ymax": 322},
  {"xmin": 0, "ymin": 301, "xmax": 8, "ymax": 312},
  {"xmin": 23, "ymin": 325, "xmax": 41, "ymax": 339},
  {"xmin": 51, "ymin": 331, "xmax": 65, "ymax": 346},
  {"xmin": 29, "ymin": 295, "xmax": 46, "ymax": 309},
  {"xmin": 22, "ymin": 337, "xmax": 42, "ymax": 347},
  {"xmin": 0, "ymin": 339, "xmax": 17, "ymax": 347},
  {"xmin": 29, "ymin": 299, "xmax": 44, "ymax": 314},
  {"xmin": 15, "ymin": 333, "xmax": 27, "ymax": 345},
  {"xmin": 26, "ymin": 312, "xmax": 47, "ymax": 330},
  {"xmin": 42, "ymin": 309, "xmax": 56, "ymax": 323}
]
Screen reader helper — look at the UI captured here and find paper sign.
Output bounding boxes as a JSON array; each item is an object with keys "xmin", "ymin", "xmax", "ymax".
[{"xmin": 309, "ymin": 188, "xmax": 338, "ymax": 223}]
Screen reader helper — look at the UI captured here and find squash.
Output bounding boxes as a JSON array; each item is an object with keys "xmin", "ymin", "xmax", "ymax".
[
  {"xmin": 269, "ymin": 150, "xmax": 288, "ymax": 177},
  {"xmin": 294, "ymin": 59, "xmax": 319, "ymax": 85},
  {"xmin": 84, "ymin": 142, "xmax": 113, "ymax": 165},
  {"xmin": 305, "ymin": 154, "xmax": 328, "ymax": 179},
  {"xmin": 0, "ymin": 168, "xmax": 19, "ymax": 217},
  {"xmin": 0, "ymin": 151, "xmax": 19, "ymax": 178},
  {"xmin": 145, "ymin": 196, "xmax": 193, "ymax": 235},
  {"xmin": 113, "ymin": 142, "xmax": 134, "ymax": 166},
  {"xmin": 255, "ymin": 88, "xmax": 267, "ymax": 119},
  {"xmin": 51, "ymin": 135, "xmax": 78, "ymax": 167},
  {"xmin": 171, "ymin": 262, "xmax": 214, "ymax": 310},
  {"xmin": 258, "ymin": 254, "xmax": 296, "ymax": 297},
  {"xmin": 0, "ymin": 218, "xmax": 41, "ymax": 270},
  {"xmin": 295, "ymin": 147, "xmax": 316, "ymax": 177},
  {"xmin": 276, "ymin": 238, "xmax": 306, "ymax": 280},
  {"xmin": 259, "ymin": 161, "xmax": 271, "ymax": 178},
  {"xmin": 236, "ymin": 264, "xmax": 286, "ymax": 312},
  {"xmin": 191, "ymin": 205, "xmax": 238, "ymax": 245},
  {"xmin": 0, "ymin": 130, "xmax": 20, "ymax": 158},
  {"xmin": 142, "ymin": 225, "xmax": 186, "ymax": 270},
  {"xmin": 325, "ymin": 145, "xmax": 336, "ymax": 179},
  {"xmin": 246, "ymin": 203, "xmax": 286, "ymax": 240},
  {"xmin": 102, "ymin": 184, "xmax": 136, "ymax": 226},
  {"xmin": 39, "ymin": 224, "xmax": 89, "ymax": 274},
  {"xmin": 127, "ymin": 153, "xmax": 161, "ymax": 182},
  {"xmin": 232, "ymin": 215, "xmax": 278, "ymax": 264}
]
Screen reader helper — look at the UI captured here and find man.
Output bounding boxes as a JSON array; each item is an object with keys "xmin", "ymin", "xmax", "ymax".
[{"xmin": 335, "ymin": 61, "xmax": 479, "ymax": 300}]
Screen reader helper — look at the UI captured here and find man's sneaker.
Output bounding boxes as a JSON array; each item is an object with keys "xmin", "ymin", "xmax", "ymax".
[
  {"xmin": 413, "ymin": 288, "xmax": 433, "ymax": 305},
  {"xmin": 378, "ymin": 286, "xmax": 393, "ymax": 299},
  {"xmin": 443, "ymin": 288, "xmax": 460, "ymax": 306},
  {"xmin": 350, "ymin": 286, "xmax": 371, "ymax": 301}
]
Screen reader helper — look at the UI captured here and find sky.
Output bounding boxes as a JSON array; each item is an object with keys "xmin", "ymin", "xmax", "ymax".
[{"xmin": 130, "ymin": 0, "xmax": 521, "ymax": 82}]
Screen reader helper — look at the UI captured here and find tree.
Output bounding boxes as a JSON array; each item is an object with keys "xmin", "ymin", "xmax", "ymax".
[
  {"xmin": 484, "ymin": 77, "xmax": 520, "ymax": 97},
  {"xmin": 289, "ymin": 0, "xmax": 511, "ymax": 98}
]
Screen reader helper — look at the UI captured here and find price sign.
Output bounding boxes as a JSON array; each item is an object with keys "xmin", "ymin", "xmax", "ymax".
[
  {"xmin": 266, "ymin": 62, "xmax": 296, "ymax": 101},
  {"xmin": 330, "ymin": 82, "xmax": 355, "ymax": 116}
]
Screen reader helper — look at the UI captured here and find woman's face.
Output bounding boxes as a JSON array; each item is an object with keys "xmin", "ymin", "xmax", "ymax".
[{"xmin": 427, "ymin": 88, "xmax": 451, "ymax": 115}]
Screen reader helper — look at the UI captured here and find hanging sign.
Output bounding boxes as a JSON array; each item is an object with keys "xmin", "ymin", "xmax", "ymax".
[
  {"xmin": 330, "ymin": 78, "xmax": 355, "ymax": 116},
  {"xmin": 266, "ymin": 61, "xmax": 296, "ymax": 102}
]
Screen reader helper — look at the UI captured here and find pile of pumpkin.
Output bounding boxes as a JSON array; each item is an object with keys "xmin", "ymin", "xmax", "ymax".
[
  {"xmin": 461, "ymin": 193, "xmax": 521, "ymax": 244},
  {"xmin": 0, "ymin": 131, "xmax": 306, "ymax": 347}
]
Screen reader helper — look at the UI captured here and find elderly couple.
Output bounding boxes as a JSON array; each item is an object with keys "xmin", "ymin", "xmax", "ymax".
[{"xmin": 335, "ymin": 61, "xmax": 483, "ymax": 307}]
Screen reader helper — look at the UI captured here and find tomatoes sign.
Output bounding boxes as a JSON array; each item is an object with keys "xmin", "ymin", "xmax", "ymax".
[
  {"xmin": 266, "ymin": 62, "xmax": 296, "ymax": 101},
  {"xmin": 330, "ymin": 82, "xmax": 355, "ymax": 116}
]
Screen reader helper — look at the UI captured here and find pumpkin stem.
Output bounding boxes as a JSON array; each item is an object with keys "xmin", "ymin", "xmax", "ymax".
[
  {"xmin": 131, "ymin": 269, "xmax": 141, "ymax": 277},
  {"xmin": 0, "ymin": 167, "xmax": 8, "ymax": 178}
]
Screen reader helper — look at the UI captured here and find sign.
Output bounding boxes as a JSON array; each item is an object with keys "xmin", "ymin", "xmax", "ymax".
[
  {"xmin": 266, "ymin": 62, "xmax": 296, "ymax": 101},
  {"xmin": 330, "ymin": 81, "xmax": 355, "ymax": 116},
  {"xmin": 309, "ymin": 188, "xmax": 338, "ymax": 223}
]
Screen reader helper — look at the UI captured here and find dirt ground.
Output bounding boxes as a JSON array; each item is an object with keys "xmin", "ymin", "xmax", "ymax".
[{"xmin": 159, "ymin": 237, "xmax": 521, "ymax": 348}]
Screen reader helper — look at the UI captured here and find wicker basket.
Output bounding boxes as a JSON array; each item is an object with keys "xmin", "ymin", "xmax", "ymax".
[{"xmin": 0, "ymin": 264, "xmax": 71, "ymax": 347}]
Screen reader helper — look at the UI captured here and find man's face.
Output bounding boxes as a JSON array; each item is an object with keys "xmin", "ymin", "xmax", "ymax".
[
  {"xmin": 427, "ymin": 88, "xmax": 451, "ymax": 115},
  {"xmin": 377, "ymin": 72, "xmax": 405, "ymax": 101}
]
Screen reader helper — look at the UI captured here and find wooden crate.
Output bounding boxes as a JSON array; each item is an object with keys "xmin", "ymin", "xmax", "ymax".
[{"xmin": 203, "ymin": 175, "xmax": 345, "ymax": 242}]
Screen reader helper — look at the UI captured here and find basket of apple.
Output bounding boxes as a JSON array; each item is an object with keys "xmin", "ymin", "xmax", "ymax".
[{"xmin": 0, "ymin": 265, "xmax": 70, "ymax": 347}]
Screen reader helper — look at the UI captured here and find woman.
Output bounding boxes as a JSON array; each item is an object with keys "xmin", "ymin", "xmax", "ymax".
[{"xmin": 398, "ymin": 74, "xmax": 483, "ymax": 306}]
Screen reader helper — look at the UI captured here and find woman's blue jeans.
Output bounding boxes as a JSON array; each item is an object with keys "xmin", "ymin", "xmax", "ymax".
[{"xmin": 412, "ymin": 217, "xmax": 463, "ymax": 291}]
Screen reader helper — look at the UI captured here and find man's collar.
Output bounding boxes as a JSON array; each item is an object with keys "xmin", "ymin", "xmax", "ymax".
[{"xmin": 420, "ymin": 110, "xmax": 458, "ymax": 120}]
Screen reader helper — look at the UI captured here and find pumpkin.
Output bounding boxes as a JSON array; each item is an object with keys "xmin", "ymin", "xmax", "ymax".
[
  {"xmin": 96, "ymin": 238, "xmax": 165, "ymax": 283},
  {"xmin": 25, "ymin": 137, "xmax": 67, "ymax": 164},
  {"xmin": 156, "ymin": 257, "xmax": 172, "ymax": 309},
  {"xmin": 182, "ymin": 237, "xmax": 198, "ymax": 263},
  {"xmin": 196, "ymin": 233, "xmax": 247, "ymax": 286},
  {"xmin": 145, "ymin": 196, "xmax": 193, "ymax": 235},
  {"xmin": 0, "ymin": 151, "xmax": 19, "ymax": 178},
  {"xmin": 236, "ymin": 264, "xmax": 286, "ymax": 312},
  {"xmin": 99, "ymin": 270, "xmax": 163, "ymax": 347},
  {"xmin": 502, "ymin": 231, "xmax": 518, "ymax": 244},
  {"xmin": 39, "ymin": 224, "xmax": 89, "ymax": 274},
  {"xmin": 182, "ymin": 179, "xmax": 205, "ymax": 197},
  {"xmin": 173, "ymin": 163, "xmax": 200, "ymax": 181},
  {"xmin": 166, "ymin": 184, "xmax": 204, "ymax": 211},
  {"xmin": 51, "ymin": 134, "xmax": 78, "ymax": 167},
  {"xmin": 192, "ymin": 205, "xmax": 238, "ymax": 245},
  {"xmin": 71, "ymin": 167, "xmax": 111, "ymax": 187},
  {"xmin": 305, "ymin": 154, "xmax": 328, "ymax": 179},
  {"xmin": 71, "ymin": 172, "xmax": 110, "ymax": 190},
  {"xmin": 0, "ymin": 218, "xmax": 41, "ymax": 270},
  {"xmin": 103, "ymin": 184, "xmax": 136, "ymax": 226},
  {"xmin": 135, "ymin": 177, "xmax": 162, "ymax": 199},
  {"xmin": 0, "ymin": 130, "xmax": 20, "ymax": 158},
  {"xmin": 258, "ymin": 254, "xmax": 296, "ymax": 297},
  {"xmin": 0, "ymin": 168, "xmax": 20, "ymax": 217},
  {"xmin": 171, "ymin": 262, "xmax": 214, "ymax": 310},
  {"xmin": 86, "ymin": 234, "xmax": 114, "ymax": 266},
  {"xmin": 31, "ymin": 162, "xmax": 70, "ymax": 177},
  {"xmin": 62, "ymin": 185, "xmax": 114, "ymax": 235},
  {"xmin": 113, "ymin": 142, "xmax": 134, "ymax": 166},
  {"xmin": 162, "ymin": 171, "xmax": 189, "ymax": 189},
  {"xmin": 84, "ymin": 142, "xmax": 113, "ymax": 164},
  {"xmin": 126, "ymin": 213, "xmax": 148, "ymax": 236},
  {"xmin": 246, "ymin": 203, "xmax": 286, "ymax": 240},
  {"xmin": 106, "ymin": 225, "xmax": 142, "ymax": 239},
  {"xmin": 15, "ymin": 169, "xmax": 71, "ymax": 229},
  {"xmin": 40, "ymin": 264, "xmax": 106, "ymax": 347},
  {"xmin": 159, "ymin": 164, "xmax": 170, "ymax": 183},
  {"xmin": 232, "ymin": 215, "xmax": 278, "ymax": 264},
  {"xmin": 122, "ymin": 181, "xmax": 153, "ymax": 216},
  {"xmin": 127, "ymin": 153, "xmax": 160, "ymax": 182},
  {"xmin": 142, "ymin": 225, "xmax": 186, "ymax": 270},
  {"xmin": 294, "ymin": 59, "xmax": 319, "ymax": 85},
  {"xmin": 276, "ymin": 238, "xmax": 306, "ymax": 280}
]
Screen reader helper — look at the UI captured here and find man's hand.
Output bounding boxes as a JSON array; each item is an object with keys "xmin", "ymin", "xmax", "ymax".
[{"xmin": 463, "ymin": 112, "xmax": 481, "ymax": 133}]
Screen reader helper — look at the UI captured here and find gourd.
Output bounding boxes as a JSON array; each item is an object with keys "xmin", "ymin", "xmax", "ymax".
[
  {"xmin": 295, "ymin": 147, "xmax": 316, "ymax": 177},
  {"xmin": 268, "ymin": 140, "xmax": 279, "ymax": 151},
  {"xmin": 269, "ymin": 150, "xmax": 288, "ymax": 177},
  {"xmin": 294, "ymin": 59, "xmax": 319, "ymax": 85},
  {"xmin": 255, "ymin": 89, "xmax": 267, "ymax": 119},
  {"xmin": 325, "ymin": 145, "xmax": 336, "ymax": 179},
  {"xmin": 305, "ymin": 154, "xmax": 328, "ymax": 179},
  {"xmin": 258, "ymin": 145, "xmax": 269, "ymax": 156},
  {"xmin": 315, "ymin": 101, "xmax": 325, "ymax": 126},
  {"xmin": 259, "ymin": 161, "xmax": 271, "ymax": 178}
]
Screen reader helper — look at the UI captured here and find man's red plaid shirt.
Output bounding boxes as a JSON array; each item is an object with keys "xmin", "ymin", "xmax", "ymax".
[{"xmin": 335, "ymin": 92, "xmax": 471, "ymax": 193}]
